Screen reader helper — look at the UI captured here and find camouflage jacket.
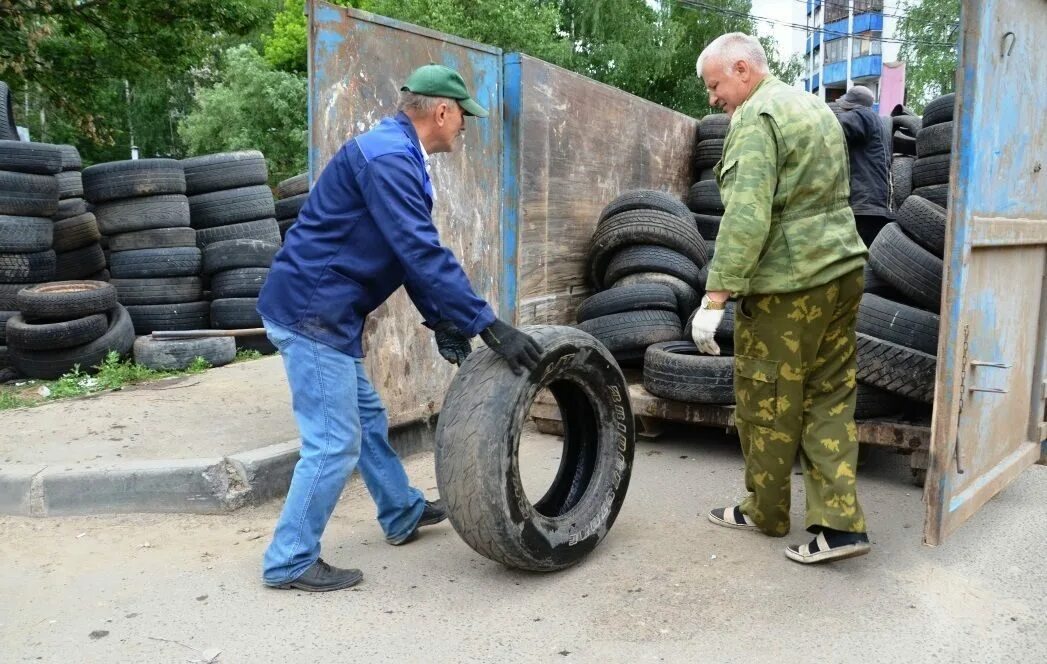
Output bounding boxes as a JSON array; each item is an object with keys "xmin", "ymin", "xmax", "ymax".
[{"xmin": 706, "ymin": 77, "xmax": 867, "ymax": 296}]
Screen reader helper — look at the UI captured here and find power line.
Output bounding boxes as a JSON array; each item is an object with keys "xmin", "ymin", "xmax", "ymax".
[
  {"xmin": 790, "ymin": 0, "xmax": 915, "ymax": 22},
  {"xmin": 674, "ymin": 0, "xmax": 956, "ymax": 47}
]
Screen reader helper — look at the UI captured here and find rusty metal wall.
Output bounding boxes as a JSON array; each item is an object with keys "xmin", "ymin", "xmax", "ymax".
[
  {"xmin": 504, "ymin": 54, "xmax": 699, "ymax": 325},
  {"xmin": 309, "ymin": 2, "xmax": 503, "ymax": 426}
]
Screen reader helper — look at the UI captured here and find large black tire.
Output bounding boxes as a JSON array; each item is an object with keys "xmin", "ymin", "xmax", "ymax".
[
  {"xmin": 274, "ymin": 193, "xmax": 307, "ymax": 221},
  {"xmin": 0, "ymin": 82, "xmax": 17, "ymax": 141},
  {"xmin": 278, "ymin": 217, "xmax": 297, "ymax": 238},
  {"xmin": 0, "ymin": 170, "xmax": 58, "ymax": 217},
  {"xmin": 201, "ymin": 239, "xmax": 279, "ymax": 276},
  {"xmin": 82, "ymin": 159, "xmax": 186, "ymax": 203},
  {"xmin": 693, "ymin": 138, "xmax": 724, "ymax": 171},
  {"xmin": 0, "ymin": 250, "xmax": 55, "ymax": 284},
  {"xmin": 922, "ymin": 93, "xmax": 955, "ymax": 128},
  {"xmin": 0, "ymin": 141, "xmax": 63, "ymax": 174},
  {"xmin": 856, "ymin": 333, "xmax": 936, "ymax": 404},
  {"xmin": 52, "ymin": 213, "xmax": 100, "ymax": 253},
  {"xmin": 188, "ymin": 185, "xmax": 276, "ymax": 229},
  {"xmin": 685, "ymin": 180, "xmax": 723, "ymax": 215},
  {"xmin": 93, "ymin": 194, "xmax": 191, "ymax": 235},
  {"xmin": 5, "ymin": 312, "xmax": 108, "ymax": 351},
  {"xmin": 698, "ymin": 168, "xmax": 716, "ymax": 182},
  {"xmin": 194, "ymin": 218, "xmax": 281, "ymax": 248},
  {"xmin": 588, "ymin": 209, "xmax": 707, "ymax": 288},
  {"xmin": 896, "ymin": 195, "xmax": 947, "ymax": 257},
  {"xmin": 0, "ymin": 215, "xmax": 52, "ymax": 252},
  {"xmin": 276, "ymin": 173, "xmax": 309, "ymax": 199},
  {"xmin": 698, "ymin": 114, "xmax": 730, "ymax": 141},
  {"xmin": 643, "ymin": 343, "xmax": 734, "ymax": 404},
  {"xmin": 0, "ymin": 283, "xmax": 33, "ymax": 310},
  {"xmin": 53, "ymin": 198, "xmax": 88, "ymax": 221},
  {"xmin": 891, "ymin": 156, "xmax": 914, "ymax": 211},
  {"xmin": 892, "ymin": 114, "xmax": 922, "ymax": 136},
  {"xmin": 893, "ymin": 131, "xmax": 917, "ymax": 157},
  {"xmin": 857, "ymin": 294, "xmax": 940, "ymax": 355},
  {"xmin": 612, "ymin": 272, "xmax": 700, "ymax": 318},
  {"xmin": 133, "ymin": 335, "xmax": 237, "ymax": 371},
  {"xmin": 236, "ymin": 335, "xmax": 277, "ymax": 356},
  {"xmin": 109, "ymin": 246, "xmax": 202, "ymax": 279},
  {"xmin": 911, "ymin": 153, "xmax": 951, "ymax": 189},
  {"xmin": 210, "ymin": 268, "xmax": 269, "ymax": 299},
  {"xmin": 596, "ymin": 190, "xmax": 692, "ymax": 225},
  {"xmin": 211, "ymin": 297, "xmax": 262, "ymax": 329},
  {"xmin": 110, "ymin": 277, "xmax": 203, "ymax": 305},
  {"xmin": 58, "ymin": 145, "xmax": 82, "ymax": 171},
  {"xmin": 575, "ymin": 283, "xmax": 677, "ymax": 323},
  {"xmin": 862, "ymin": 261, "xmax": 914, "ymax": 304},
  {"xmin": 55, "ymin": 170, "xmax": 83, "ymax": 199},
  {"xmin": 694, "ymin": 213, "xmax": 721, "ymax": 241},
  {"xmin": 435, "ymin": 325, "xmax": 635, "ymax": 571},
  {"xmin": 181, "ymin": 151, "xmax": 268, "ymax": 195},
  {"xmin": 125, "ymin": 301, "xmax": 210, "ymax": 335},
  {"xmin": 9, "ymin": 305, "xmax": 135, "ymax": 379},
  {"xmin": 916, "ymin": 121, "xmax": 953, "ymax": 158},
  {"xmin": 54, "ymin": 244, "xmax": 106, "ymax": 281},
  {"xmin": 17, "ymin": 281, "xmax": 117, "ymax": 321},
  {"xmin": 604, "ymin": 244, "xmax": 703, "ymax": 287},
  {"xmin": 868, "ymin": 223, "xmax": 942, "ymax": 312},
  {"xmin": 0, "ymin": 309, "xmax": 14, "ymax": 343},
  {"xmin": 107, "ymin": 227, "xmax": 197, "ymax": 252},
  {"xmin": 576, "ymin": 309, "xmax": 681, "ymax": 358},
  {"xmin": 912, "ymin": 184, "xmax": 949, "ymax": 209}
]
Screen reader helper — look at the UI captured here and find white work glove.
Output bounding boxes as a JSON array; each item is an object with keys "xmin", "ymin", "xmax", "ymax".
[{"xmin": 690, "ymin": 295, "xmax": 726, "ymax": 356}]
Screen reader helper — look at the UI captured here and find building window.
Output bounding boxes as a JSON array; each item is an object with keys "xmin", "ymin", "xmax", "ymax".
[
  {"xmin": 852, "ymin": 31, "xmax": 882, "ymax": 58},
  {"xmin": 854, "ymin": 0, "xmax": 884, "ymax": 14},
  {"xmin": 825, "ymin": 38, "xmax": 847, "ymax": 64},
  {"xmin": 824, "ymin": 0, "xmax": 849, "ymax": 23}
]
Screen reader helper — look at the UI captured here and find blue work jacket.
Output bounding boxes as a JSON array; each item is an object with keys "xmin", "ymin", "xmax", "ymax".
[{"xmin": 257, "ymin": 112, "xmax": 495, "ymax": 356}]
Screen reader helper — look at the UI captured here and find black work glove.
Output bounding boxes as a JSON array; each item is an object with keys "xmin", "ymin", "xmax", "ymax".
[
  {"xmin": 433, "ymin": 320, "xmax": 472, "ymax": 366},
  {"xmin": 480, "ymin": 318, "xmax": 543, "ymax": 375}
]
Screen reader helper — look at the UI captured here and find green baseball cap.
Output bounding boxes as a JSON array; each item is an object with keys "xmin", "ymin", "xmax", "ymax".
[{"xmin": 401, "ymin": 64, "xmax": 489, "ymax": 118}]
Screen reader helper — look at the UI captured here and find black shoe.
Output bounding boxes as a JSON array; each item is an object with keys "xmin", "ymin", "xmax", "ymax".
[
  {"xmin": 387, "ymin": 499, "xmax": 448, "ymax": 546},
  {"xmin": 270, "ymin": 558, "xmax": 363, "ymax": 592}
]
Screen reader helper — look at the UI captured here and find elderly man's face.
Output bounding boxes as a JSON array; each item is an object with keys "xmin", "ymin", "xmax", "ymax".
[
  {"xmin": 701, "ymin": 58, "xmax": 755, "ymax": 117},
  {"xmin": 432, "ymin": 101, "xmax": 466, "ymax": 153}
]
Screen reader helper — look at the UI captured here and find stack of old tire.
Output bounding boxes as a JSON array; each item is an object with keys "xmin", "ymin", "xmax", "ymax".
[
  {"xmin": 0, "ymin": 140, "xmax": 61, "ymax": 370},
  {"xmin": 6, "ymin": 280, "xmax": 134, "ymax": 379},
  {"xmin": 52, "ymin": 145, "xmax": 108, "ymax": 282},
  {"xmin": 888, "ymin": 108, "xmax": 921, "ymax": 213},
  {"xmin": 183, "ymin": 151, "xmax": 278, "ymax": 353},
  {"xmin": 855, "ymin": 92, "xmax": 954, "ymax": 420},
  {"xmin": 274, "ymin": 172, "xmax": 308, "ymax": 238},
  {"xmin": 85, "ymin": 158, "xmax": 209, "ymax": 334},
  {"xmin": 638, "ymin": 113, "xmax": 736, "ymax": 406},
  {"xmin": 577, "ymin": 189, "xmax": 707, "ymax": 367}
]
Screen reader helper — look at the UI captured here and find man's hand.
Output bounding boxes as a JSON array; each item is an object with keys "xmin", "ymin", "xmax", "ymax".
[
  {"xmin": 433, "ymin": 320, "xmax": 472, "ymax": 366},
  {"xmin": 480, "ymin": 318, "xmax": 543, "ymax": 375},
  {"xmin": 691, "ymin": 294, "xmax": 727, "ymax": 356}
]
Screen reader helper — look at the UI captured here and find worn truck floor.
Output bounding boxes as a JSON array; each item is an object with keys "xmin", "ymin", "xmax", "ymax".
[{"xmin": 2, "ymin": 429, "xmax": 1044, "ymax": 663}]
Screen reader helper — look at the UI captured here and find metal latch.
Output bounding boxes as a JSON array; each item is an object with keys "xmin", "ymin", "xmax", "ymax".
[{"xmin": 968, "ymin": 360, "xmax": 1012, "ymax": 394}]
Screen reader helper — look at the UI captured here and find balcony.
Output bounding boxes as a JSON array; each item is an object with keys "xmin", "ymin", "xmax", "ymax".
[{"xmin": 822, "ymin": 55, "xmax": 883, "ymax": 85}]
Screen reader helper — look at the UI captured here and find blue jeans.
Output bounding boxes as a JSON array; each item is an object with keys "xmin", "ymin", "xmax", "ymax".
[{"xmin": 261, "ymin": 318, "xmax": 426, "ymax": 585}]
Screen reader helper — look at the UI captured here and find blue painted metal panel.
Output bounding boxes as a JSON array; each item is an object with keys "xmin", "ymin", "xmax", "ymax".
[
  {"xmin": 812, "ymin": 72, "xmax": 820, "ymax": 90},
  {"xmin": 823, "ymin": 61, "xmax": 847, "ymax": 85},
  {"xmin": 501, "ymin": 54, "xmax": 522, "ymax": 323},
  {"xmin": 851, "ymin": 54, "xmax": 882, "ymax": 79},
  {"xmin": 852, "ymin": 12, "xmax": 883, "ymax": 34},
  {"xmin": 825, "ymin": 17, "xmax": 849, "ymax": 39}
]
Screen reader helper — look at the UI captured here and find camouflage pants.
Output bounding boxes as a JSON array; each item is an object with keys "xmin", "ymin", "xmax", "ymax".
[{"xmin": 733, "ymin": 268, "xmax": 867, "ymax": 536}]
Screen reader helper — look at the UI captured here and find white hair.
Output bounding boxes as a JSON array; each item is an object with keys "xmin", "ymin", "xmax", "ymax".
[
  {"xmin": 696, "ymin": 32, "xmax": 769, "ymax": 78},
  {"xmin": 397, "ymin": 91, "xmax": 456, "ymax": 114}
]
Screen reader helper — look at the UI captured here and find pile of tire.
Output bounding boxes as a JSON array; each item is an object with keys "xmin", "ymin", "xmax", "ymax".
[
  {"xmin": 51, "ymin": 145, "xmax": 107, "ymax": 282},
  {"xmin": 578, "ymin": 189, "xmax": 709, "ymax": 366},
  {"xmin": 0, "ymin": 140, "xmax": 62, "ymax": 369},
  {"xmin": 274, "ymin": 172, "xmax": 308, "ymax": 238},
  {"xmin": 855, "ymin": 92, "xmax": 955, "ymax": 417},
  {"xmin": 202, "ymin": 238, "xmax": 276, "ymax": 346},
  {"xmin": 184, "ymin": 151, "xmax": 280, "ymax": 251},
  {"xmin": 5, "ymin": 281, "xmax": 133, "ymax": 379},
  {"xmin": 888, "ymin": 106, "xmax": 921, "ymax": 212},
  {"xmin": 84, "ymin": 158, "xmax": 208, "ymax": 335}
]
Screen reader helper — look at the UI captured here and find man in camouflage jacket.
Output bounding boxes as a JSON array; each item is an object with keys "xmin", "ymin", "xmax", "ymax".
[{"xmin": 692, "ymin": 33, "xmax": 872, "ymax": 564}]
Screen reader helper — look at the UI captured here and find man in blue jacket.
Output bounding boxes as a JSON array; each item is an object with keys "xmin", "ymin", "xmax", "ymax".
[{"xmin": 257, "ymin": 64, "xmax": 542, "ymax": 592}]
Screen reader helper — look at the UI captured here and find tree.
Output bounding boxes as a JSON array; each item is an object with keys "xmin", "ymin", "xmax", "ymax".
[
  {"xmin": 1, "ymin": 0, "xmax": 276, "ymax": 160},
  {"xmin": 179, "ymin": 45, "xmax": 308, "ymax": 184},
  {"xmin": 897, "ymin": 0, "xmax": 960, "ymax": 112}
]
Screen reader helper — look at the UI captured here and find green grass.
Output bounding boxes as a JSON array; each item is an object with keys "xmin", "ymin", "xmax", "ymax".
[{"xmin": 0, "ymin": 347, "xmax": 271, "ymax": 411}]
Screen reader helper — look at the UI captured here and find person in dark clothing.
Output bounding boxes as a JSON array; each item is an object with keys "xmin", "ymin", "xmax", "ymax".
[
  {"xmin": 255, "ymin": 64, "xmax": 542, "ymax": 592},
  {"xmin": 834, "ymin": 85, "xmax": 893, "ymax": 247}
]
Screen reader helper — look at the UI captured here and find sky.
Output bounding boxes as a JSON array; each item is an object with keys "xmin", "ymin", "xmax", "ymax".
[{"xmin": 750, "ymin": 0, "xmax": 807, "ymax": 61}]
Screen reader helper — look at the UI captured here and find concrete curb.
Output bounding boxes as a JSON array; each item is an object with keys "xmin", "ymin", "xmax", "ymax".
[{"xmin": 0, "ymin": 419, "xmax": 436, "ymax": 517}]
